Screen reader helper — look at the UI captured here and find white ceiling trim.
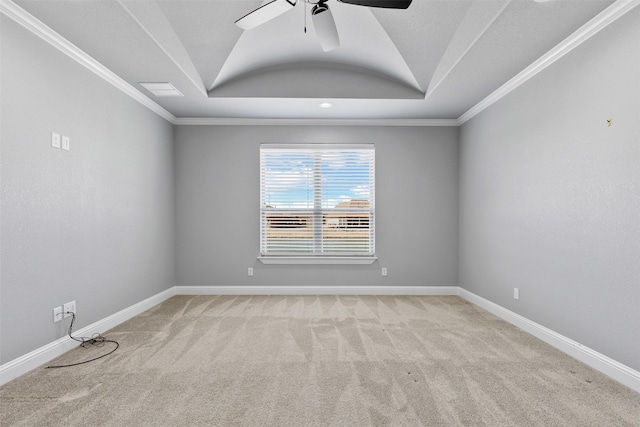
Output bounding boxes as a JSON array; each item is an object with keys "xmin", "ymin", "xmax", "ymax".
[
  {"xmin": 457, "ymin": 0, "xmax": 640, "ymax": 125},
  {"xmin": 0, "ymin": 0, "xmax": 177, "ymax": 124},
  {"xmin": 426, "ymin": 0, "xmax": 511, "ymax": 99},
  {"xmin": 4, "ymin": 0, "xmax": 637, "ymax": 128},
  {"xmin": 173, "ymin": 118, "xmax": 460, "ymax": 127},
  {"xmin": 116, "ymin": 0, "xmax": 208, "ymax": 97}
]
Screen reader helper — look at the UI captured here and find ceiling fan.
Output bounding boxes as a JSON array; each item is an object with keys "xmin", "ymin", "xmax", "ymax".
[{"xmin": 235, "ymin": 0, "xmax": 412, "ymax": 52}]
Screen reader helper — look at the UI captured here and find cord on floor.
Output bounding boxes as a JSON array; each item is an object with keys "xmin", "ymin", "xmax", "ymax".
[{"xmin": 46, "ymin": 311, "xmax": 119, "ymax": 369}]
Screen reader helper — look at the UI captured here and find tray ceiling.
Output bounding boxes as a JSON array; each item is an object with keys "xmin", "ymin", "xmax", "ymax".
[{"xmin": 9, "ymin": 0, "xmax": 619, "ymax": 121}]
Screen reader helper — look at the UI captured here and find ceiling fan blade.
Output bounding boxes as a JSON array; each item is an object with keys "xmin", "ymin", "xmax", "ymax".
[
  {"xmin": 311, "ymin": 4, "xmax": 340, "ymax": 52},
  {"xmin": 235, "ymin": 0, "xmax": 297, "ymax": 30},
  {"xmin": 337, "ymin": 0, "xmax": 412, "ymax": 9}
]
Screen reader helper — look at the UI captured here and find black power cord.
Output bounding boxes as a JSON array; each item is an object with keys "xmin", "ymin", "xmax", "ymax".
[{"xmin": 46, "ymin": 311, "xmax": 119, "ymax": 369}]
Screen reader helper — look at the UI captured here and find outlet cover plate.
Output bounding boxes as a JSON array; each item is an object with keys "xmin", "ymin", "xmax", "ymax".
[
  {"xmin": 51, "ymin": 132, "xmax": 61, "ymax": 148},
  {"xmin": 63, "ymin": 301, "xmax": 76, "ymax": 318}
]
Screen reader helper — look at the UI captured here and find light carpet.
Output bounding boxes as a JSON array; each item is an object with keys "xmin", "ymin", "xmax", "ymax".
[{"xmin": 1, "ymin": 295, "xmax": 638, "ymax": 426}]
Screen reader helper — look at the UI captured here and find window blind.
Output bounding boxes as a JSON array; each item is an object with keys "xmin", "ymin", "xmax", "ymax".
[{"xmin": 260, "ymin": 144, "xmax": 375, "ymax": 257}]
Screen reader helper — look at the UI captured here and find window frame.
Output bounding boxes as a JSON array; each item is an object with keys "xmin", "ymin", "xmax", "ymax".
[{"xmin": 259, "ymin": 144, "xmax": 377, "ymax": 265}]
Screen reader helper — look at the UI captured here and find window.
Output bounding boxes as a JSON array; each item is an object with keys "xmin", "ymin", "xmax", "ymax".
[{"xmin": 260, "ymin": 144, "xmax": 375, "ymax": 262}]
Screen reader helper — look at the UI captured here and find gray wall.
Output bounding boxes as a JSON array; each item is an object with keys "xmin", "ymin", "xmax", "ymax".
[
  {"xmin": 4, "ymin": 1, "xmax": 637, "ymax": 376},
  {"xmin": 175, "ymin": 125, "xmax": 459, "ymax": 288},
  {"xmin": 0, "ymin": 17, "xmax": 175, "ymax": 363},
  {"xmin": 459, "ymin": 8, "xmax": 640, "ymax": 370}
]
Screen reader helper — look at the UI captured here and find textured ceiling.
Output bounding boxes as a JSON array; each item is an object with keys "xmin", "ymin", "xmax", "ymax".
[{"xmin": 12, "ymin": 0, "xmax": 616, "ymax": 120}]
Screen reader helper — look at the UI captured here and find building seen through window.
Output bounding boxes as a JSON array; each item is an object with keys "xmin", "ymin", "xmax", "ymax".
[{"xmin": 260, "ymin": 145, "xmax": 375, "ymax": 256}]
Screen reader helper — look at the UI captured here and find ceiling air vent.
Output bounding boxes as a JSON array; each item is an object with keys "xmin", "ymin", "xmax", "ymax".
[{"xmin": 139, "ymin": 82, "xmax": 183, "ymax": 97}]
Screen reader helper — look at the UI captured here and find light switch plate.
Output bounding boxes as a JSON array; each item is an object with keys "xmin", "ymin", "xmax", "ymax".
[
  {"xmin": 62, "ymin": 136, "xmax": 70, "ymax": 151},
  {"xmin": 51, "ymin": 132, "xmax": 61, "ymax": 148},
  {"xmin": 53, "ymin": 306, "xmax": 63, "ymax": 323}
]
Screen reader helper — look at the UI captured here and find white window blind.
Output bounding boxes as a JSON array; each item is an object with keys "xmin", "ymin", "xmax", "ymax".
[{"xmin": 260, "ymin": 144, "xmax": 375, "ymax": 257}]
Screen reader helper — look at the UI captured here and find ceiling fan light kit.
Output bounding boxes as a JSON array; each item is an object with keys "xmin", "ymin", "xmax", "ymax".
[
  {"xmin": 312, "ymin": 1, "xmax": 340, "ymax": 52},
  {"xmin": 235, "ymin": 0, "xmax": 412, "ymax": 51}
]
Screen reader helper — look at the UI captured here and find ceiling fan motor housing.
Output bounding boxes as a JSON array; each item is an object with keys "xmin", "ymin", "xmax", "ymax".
[{"xmin": 312, "ymin": 0, "xmax": 330, "ymax": 16}]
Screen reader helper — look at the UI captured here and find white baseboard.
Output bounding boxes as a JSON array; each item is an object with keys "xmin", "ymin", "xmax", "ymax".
[
  {"xmin": 3, "ymin": 285, "xmax": 638, "ymax": 394},
  {"xmin": 176, "ymin": 285, "xmax": 459, "ymax": 296},
  {"xmin": 457, "ymin": 288, "xmax": 640, "ymax": 393},
  {"xmin": 0, "ymin": 287, "xmax": 176, "ymax": 386}
]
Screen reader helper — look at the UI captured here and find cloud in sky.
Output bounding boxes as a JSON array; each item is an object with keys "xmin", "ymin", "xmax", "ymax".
[{"xmin": 262, "ymin": 150, "xmax": 373, "ymax": 209}]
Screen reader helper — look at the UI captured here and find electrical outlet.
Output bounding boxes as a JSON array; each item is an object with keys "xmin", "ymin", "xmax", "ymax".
[
  {"xmin": 514, "ymin": 288, "xmax": 519, "ymax": 300},
  {"xmin": 381, "ymin": 267, "xmax": 388, "ymax": 277},
  {"xmin": 248, "ymin": 267, "xmax": 254, "ymax": 276},
  {"xmin": 63, "ymin": 301, "xmax": 76, "ymax": 318},
  {"xmin": 53, "ymin": 306, "xmax": 63, "ymax": 323}
]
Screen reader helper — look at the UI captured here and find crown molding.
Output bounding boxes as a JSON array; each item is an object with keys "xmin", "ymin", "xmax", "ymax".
[
  {"xmin": 426, "ymin": 0, "xmax": 512, "ymax": 99},
  {"xmin": 0, "ymin": 0, "xmax": 177, "ymax": 124},
  {"xmin": 173, "ymin": 117, "xmax": 460, "ymax": 126},
  {"xmin": 458, "ymin": 0, "xmax": 640, "ymax": 125},
  {"xmin": 7, "ymin": 0, "xmax": 636, "ymax": 128},
  {"xmin": 0, "ymin": 0, "xmax": 458, "ymax": 128}
]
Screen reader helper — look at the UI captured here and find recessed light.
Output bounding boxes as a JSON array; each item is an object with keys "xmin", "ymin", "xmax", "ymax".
[
  {"xmin": 139, "ymin": 82, "xmax": 183, "ymax": 97},
  {"xmin": 319, "ymin": 102, "xmax": 332, "ymax": 108}
]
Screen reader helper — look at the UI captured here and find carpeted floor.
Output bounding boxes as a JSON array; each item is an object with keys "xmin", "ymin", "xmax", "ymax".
[{"xmin": 1, "ymin": 295, "xmax": 638, "ymax": 426}]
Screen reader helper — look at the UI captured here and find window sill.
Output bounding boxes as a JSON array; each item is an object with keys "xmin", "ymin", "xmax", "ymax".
[{"xmin": 258, "ymin": 256, "xmax": 378, "ymax": 265}]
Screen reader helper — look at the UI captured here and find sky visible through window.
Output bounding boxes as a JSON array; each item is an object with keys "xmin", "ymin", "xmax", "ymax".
[{"xmin": 262, "ymin": 151, "xmax": 372, "ymax": 209}]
